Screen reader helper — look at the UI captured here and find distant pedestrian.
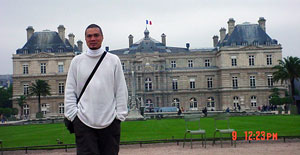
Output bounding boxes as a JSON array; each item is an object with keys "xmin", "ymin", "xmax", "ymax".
[
  {"xmin": 238, "ymin": 105, "xmax": 241, "ymax": 111},
  {"xmin": 225, "ymin": 107, "xmax": 230, "ymax": 113},
  {"xmin": 202, "ymin": 107, "xmax": 208, "ymax": 117},
  {"xmin": 177, "ymin": 108, "xmax": 182, "ymax": 115}
]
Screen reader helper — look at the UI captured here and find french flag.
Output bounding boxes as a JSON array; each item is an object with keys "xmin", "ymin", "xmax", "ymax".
[{"xmin": 146, "ymin": 20, "xmax": 152, "ymax": 25}]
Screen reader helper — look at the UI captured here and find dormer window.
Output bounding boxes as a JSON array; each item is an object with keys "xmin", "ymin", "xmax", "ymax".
[
  {"xmin": 58, "ymin": 48, "xmax": 64, "ymax": 53},
  {"xmin": 35, "ymin": 49, "xmax": 41, "ymax": 53},
  {"xmin": 23, "ymin": 49, "xmax": 28, "ymax": 54},
  {"xmin": 231, "ymin": 42, "xmax": 236, "ymax": 46},
  {"xmin": 253, "ymin": 41, "xmax": 259, "ymax": 46},
  {"xmin": 265, "ymin": 41, "xmax": 271, "ymax": 46},
  {"xmin": 242, "ymin": 41, "xmax": 248, "ymax": 46},
  {"xmin": 47, "ymin": 48, "xmax": 52, "ymax": 52}
]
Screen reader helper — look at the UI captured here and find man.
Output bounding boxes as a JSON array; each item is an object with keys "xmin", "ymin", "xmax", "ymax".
[{"xmin": 64, "ymin": 24, "xmax": 128, "ymax": 155}]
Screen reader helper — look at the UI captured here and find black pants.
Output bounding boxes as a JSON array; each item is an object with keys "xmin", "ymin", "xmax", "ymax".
[{"xmin": 73, "ymin": 117, "xmax": 121, "ymax": 155}]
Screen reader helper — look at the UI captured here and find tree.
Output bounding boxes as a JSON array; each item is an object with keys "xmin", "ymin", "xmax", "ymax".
[
  {"xmin": 0, "ymin": 86, "xmax": 12, "ymax": 108},
  {"xmin": 273, "ymin": 56, "xmax": 300, "ymax": 114},
  {"xmin": 29, "ymin": 80, "xmax": 51, "ymax": 117},
  {"xmin": 17, "ymin": 95, "xmax": 26, "ymax": 119}
]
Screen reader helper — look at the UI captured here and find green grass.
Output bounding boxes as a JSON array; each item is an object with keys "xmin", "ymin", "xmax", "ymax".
[{"xmin": 0, "ymin": 115, "xmax": 300, "ymax": 148}]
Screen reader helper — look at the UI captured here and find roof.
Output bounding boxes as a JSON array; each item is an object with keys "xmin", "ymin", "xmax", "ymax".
[
  {"xmin": 16, "ymin": 30, "xmax": 77, "ymax": 54},
  {"xmin": 109, "ymin": 29, "xmax": 212, "ymax": 55},
  {"xmin": 218, "ymin": 23, "xmax": 278, "ymax": 47}
]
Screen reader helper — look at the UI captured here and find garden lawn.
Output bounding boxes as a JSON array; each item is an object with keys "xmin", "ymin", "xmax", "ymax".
[{"xmin": 0, "ymin": 115, "xmax": 300, "ymax": 148}]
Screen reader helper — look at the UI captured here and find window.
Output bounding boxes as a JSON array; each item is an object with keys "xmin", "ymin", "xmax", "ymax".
[
  {"xmin": 189, "ymin": 98, "xmax": 198, "ymax": 110},
  {"xmin": 145, "ymin": 78, "xmax": 152, "ymax": 91},
  {"xmin": 207, "ymin": 97, "xmax": 215, "ymax": 108},
  {"xmin": 231, "ymin": 56, "xmax": 237, "ymax": 66},
  {"xmin": 35, "ymin": 49, "xmax": 41, "ymax": 53},
  {"xmin": 155, "ymin": 76, "xmax": 159, "ymax": 90},
  {"xmin": 207, "ymin": 77, "xmax": 213, "ymax": 88},
  {"xmin": 122, "ymin": 62, "xmax": 125, "ymax": 70},
  {"xmin": 242, "ymin": 42, "xmax": 248, "ymax": 46},
  {"xmin": 58, "ymin": 62, "xmax": 64, "ymax": 73},
  {"xmin": 41, "ymin": 63, "xmax": 46, "ymax": 74},
  {"xmin": 41, "ymin": 104, "xmax": 48, "ymax": 115},
  {"xmin": 190, "ymin": 78, "xmax": 195, "ymax": 89},
  {"xmin": 232, "ymin": 76, "xmax": 238, "ymax": 88},
  {"xmin": 253, "ymin": 41, "xmax": 259, "ymax": 46},
  {"xmin": 155, "ymin": 64, "xmax": 159, "ymax": 70},
  {"xmin": 171, "ymin": 60, "xmax": 176, "ymax": 68},
  {"xmin": 145, "ymin": 99, "xmax": 153, "ymax": 107},
  {"xmin": 58, "ymin": 48, "xmax": 64, "ymax": 53},
  {"xmin": 172, "ymin": 79, "xmax": 178, "ymax": 90},
  {"xmin": 205, "ymin": 59, "xmax": 210, "ymax": 67},
  {"xmin": 137, "ymin": 76, "xmax": 141, "ymax": 90},
  {"xmin": 23, "ymin": 104, "xmax": 30, "ymax": 116},
  {"xmin": 137, "ymin": 65, "xmax": 141, "ymax": 71},
  {"xmin": 251, "ymin": 96, "xmax": 257, "ymax": 107},
  {"xmin": 173, "ymin": 98, "xmax": 180, "ymax": 108},
  {"xmin": 249, "ymin": 55, "xmax": 255, "ymax": 66},
  {"xmin": 267, "ymin": 55, "xmax": 272, "ymax": 65},
  {"xmin": 23, "ymin": 84, "xmax": 29, "ymax": 95},
  {"xmin": 23, "ymin": 49, "xmax": 28, "ymax": 54},
  {"xmin": 233, "ymin": 96, "xmax": 239, "ymax": 108},
  {"xmin": 268, "ymin": 75, "xmax": 273, "ymax": 87},
  {"xmin": 188, "ymin": 60, "xmax": 193, "ymax": 68},
  {"xmin": 23, "ymin": 64, "xmax": 29, "ymax": 74},
  {"xmin": 250, "ymin": 76, "xmax": 256, "ymax": 88},
  {"xmin": 59, "ymin": 82, "xmax": 64, "ymax": 94},
  {"xmin": 59, "ymin": 103, "xmax": 64, "ymax": 114},
  {"xmin": 156, "ymin": 97, "xmax": 160, "ymax": 106}
]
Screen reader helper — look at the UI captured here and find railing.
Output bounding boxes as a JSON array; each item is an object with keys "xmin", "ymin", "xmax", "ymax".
[{"xmin": 1, "ymin": 136, "xmax": 299, "ymax": 154}]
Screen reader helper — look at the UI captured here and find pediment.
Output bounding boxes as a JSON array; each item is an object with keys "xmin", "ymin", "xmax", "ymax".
[{"xmin": 30, "ymin": 52, "xmax": 55, "ymax": 58}]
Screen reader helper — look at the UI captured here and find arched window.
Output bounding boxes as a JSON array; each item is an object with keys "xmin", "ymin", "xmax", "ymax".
[
  {"xmin": 173, "ymin": 98, "xmax": 180, "ymax": 108},
  {"xmin": 251, "ymin": 96, "xmax": 257, "ymax": 107},
  {"xmin": 41, "ymin": 103, "xmax": 48, "ymax": 115},
  {"xmin": 145, "ymin": 99, "xmax": 153, "ymax": 107},
  {"xmin": 233, "ymin": 96, "xmax": 239, "ymax": 108},
  {"xmin": 145, "ymin": 78, "xmax": 152, "ymax": 91},
  {"xmin": 207, "ymin": 97, "xmax": 215, "ymax": 107},
  {"xmin": 189, "ymin": 97, "xmax": 198, "ymax": 110},
  {"xmin": 23, "ymin": 104, "xmax": 30, "ymax": 116},
  {"xmin": 59, "ymin": 103, "xmax": 64, "ymax": 114}
]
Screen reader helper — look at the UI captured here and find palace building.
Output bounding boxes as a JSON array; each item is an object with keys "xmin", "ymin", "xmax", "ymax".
[
  {"xmin": 12, "ymin": 17, "xmax": 286, "ymax": 118},
  {"xmin": 12, "ymin": 25, "xmax": 82, "ymax": 118},
  {"xmin": 110, "ymin": 17, "xmax": 284, "ymax": 112}
]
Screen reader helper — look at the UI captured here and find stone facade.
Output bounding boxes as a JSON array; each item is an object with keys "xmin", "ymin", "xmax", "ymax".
[
  {"xmin": 12, "ymin": 18, "xmax": 287, "ymax": 119},
  {"xmin": 12, "ymin": 25, "xmax": 81, "ymax": 119},
  {"xmin": 110, "ymin": 17, "xmax": 286, "ymax": 112}
]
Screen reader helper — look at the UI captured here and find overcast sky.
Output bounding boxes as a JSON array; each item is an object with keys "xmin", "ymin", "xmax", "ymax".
[{"xmin": 1, "ymin": 0, "xmax": 300, "ymax": 74}]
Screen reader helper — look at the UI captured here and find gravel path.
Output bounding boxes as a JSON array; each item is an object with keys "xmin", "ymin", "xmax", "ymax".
[{"xmin": 4, "ymin": 139, "xmax": 300, "ymax": 155}]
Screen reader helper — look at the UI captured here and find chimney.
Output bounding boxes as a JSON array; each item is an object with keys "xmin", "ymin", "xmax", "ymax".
[
  {"xmin": 128, "ymin": 34, "xmax": 133, "ymax": 47},
  {"xmin": 213, "ymin": 35, "xmax": 219, "ymax": 47},
  {"xmin": 219, "ymin": 27, "xmax": 226, "ymax": 41},
  {"xmin": 26, "ymin": 26, "xmax": 34, "ymax": 41},
  {"xmin": 227, "ymin": 18, "xmax": 235, "ymax": 35},
  {"xmin": 258, "ymin": 17, "xmax": 266, "ymax": 32},
  {"xmin": 77, "ymin": 40, "xmax": 83, "ymax": 52},
  {"xmin": 57, "ymin": 25, "xmax": 66, "ymax": 43},
  {"xmin": 161, "ymin": 33, "xmax": 166, "ymax": 46},
  {"xmin": 186, "ymin": 43, "xmax": 190, "ymax": 50},
  {"xmin": 68, "ymin": 33, "xmax": 75, "ymax": 48}
]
